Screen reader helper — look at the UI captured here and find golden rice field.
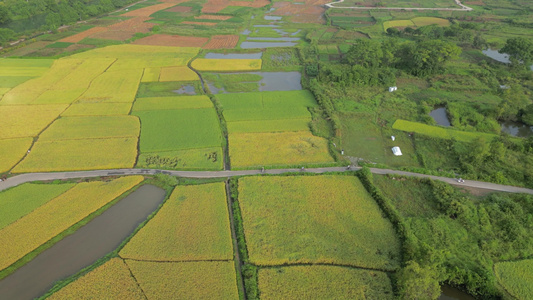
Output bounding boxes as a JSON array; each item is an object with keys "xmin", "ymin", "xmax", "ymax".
[
  {"xmin": 159, "ymin": 66, "xmax": 199, "ymax": 82},
  {"xmin": 0, "ymin": 182, "xmax": 74, "ymax": 230},
  {"xmin": 38, "ymin": 116, "xmax": 139, "ymax": 141},
  {"xmin": 0, "ymin": 138, "xmax": 32, "ymax": 173},
  {"xmin": 61, "ymin": 103, "xmax": 132, "ymax": 116},
  {"xmin": 1, "ymin": 59, "xmax": 84, "ymax": 105},
  {"xmin": 77, "ymin": 69, "xmax": 143, "ymax": 103},
  {"xmin": 191, "ymin": 59, "xmax": 262, "ymax": 71},
  {"xmin": 0, "ymin": 104, "xmax": 67, "ymax": 139},
  {"xmin": 120, "ymin": 182, "xmax": 233, "ymax": 261},
  {"xmin": 495, "ymin": 259, "xmax": 533, "ymax": 300},
  {"xmin": 69, "ymin": 44, "xmax": 199, "ymax": 61},
  {"xmin": 132, "ymin": 95, "xmax": 213, "ymax": 111},
  {"xmin": 0, "ymin": 88, "xmax": 10, "ymax": 97},
  {"xmin": 259, "ymin": 266, "xmax": 394, "ymax": 300},
  {"xmin": 238, "ymin": 175, "xmax": 401, "ymax": 270},
  {"xmin": 106, "ymin": 57, "xmax": 190, "ymax": 72},
  {"xmin": 33, "ymin": 89, "xmax": 87, "ymax": 105},
  {"xmin": 411, "ymin": 17, "xmax": 450, "ymax": 27},
  {"xmin": 125, "ymin": 260, "xmax": 239, "ymax": 300},
  {"xmin": 383, "ymin": 19, "xmax": 415, "ymax": 31},
  {"xmin": 141, "ymin": 67, "xmax": 161, "ymax": 82},
  {"xmin": 0, "ymin": 176, "xmax": 142, "ymax": 271},
  {"xmin": 49, "ymin": 258, "xmax": 144, "ymax": 300},
  {"xmin": 228, "ymin": 131, "xmax": 334, "ymax": 168},
  {"xmin": 13, "ymin": 138, "xmax": 138, "ymax": 172}
]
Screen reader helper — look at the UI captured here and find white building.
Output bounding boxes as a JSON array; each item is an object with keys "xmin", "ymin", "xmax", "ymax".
[{"xmin": 392, "ymin": 146, "xmax": 402, "ymax": 156}]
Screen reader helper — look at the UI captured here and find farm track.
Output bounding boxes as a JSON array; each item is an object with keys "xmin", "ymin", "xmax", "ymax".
[
  {"xmin": 325, "ymin": 0, "xmax": 473, "ymax": 11},
  {"xmin": 1, "ymin": 167, "xmax": 532, "ymax": 194}
]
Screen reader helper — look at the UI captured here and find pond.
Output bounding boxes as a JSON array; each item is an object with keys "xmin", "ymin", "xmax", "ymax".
[
  {"xmin": 430, "ymin": 107, "xmax": 451, "ymax": 127},
  {"xmin": 173, "ymin": 84, "xmax": 196, "ymax": 95},
  {"xmin": 501, "ymin": 120, "xmax": 533, "ymax": 138},
  {"xmin": 0, "ymin": 184, "xmax": 167, "ymax": 300},
  {"xmin": 439, "ymin": 285, "xmax": 476, "ymax": 300},
  {"xmin": 240, "ymin": 41, "xmax": 297, "ymax": 49},
  {"xmin": 264, "ymin": 15, "xmax": 282, "ymax": 21},
  {"xmin": 205, "ymin": 52, "xmax": 263, "ymax": 59},
  {"xmin": 483, "ymin": 48, "xmax": 533, "ymax": 70},
  {"xmin": 246, "ymin": 37, "xmax": 300, "ymax": 42}
]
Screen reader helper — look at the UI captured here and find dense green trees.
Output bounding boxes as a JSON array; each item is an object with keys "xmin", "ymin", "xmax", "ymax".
[{"xmin": 501, "ymin": 37, "xmax": 533, "ymax": 67}]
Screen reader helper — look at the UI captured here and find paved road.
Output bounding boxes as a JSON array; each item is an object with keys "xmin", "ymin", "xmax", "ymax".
[
  {"xmin": 326, "ymin": 0, "xmax": 473, "ymax": 11},
  {"xmin": 1, "ymin": 167, "xmax": 532, "ymax": 195}
]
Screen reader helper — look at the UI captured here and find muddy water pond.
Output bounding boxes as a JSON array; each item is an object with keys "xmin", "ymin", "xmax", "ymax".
[
  {"xmin": 439, "ymin": 285, "xmax": 476, "ymax": 300},
  {"xmin": 0, "ymin": 184, "xmax": 166, "ymax": 300},
  {"xmin": 501, "ymin": 120, "xmax": 533, "ymax": 138},
  {"xmin": 483, "ymin": 48, "xmax": 533, "ymax": 70},
  {"xmin": 205, "ymin": 52, "xmax": 263, "ymax": 59},
  {"xmin": 430, "ymin": 107, "xmax": 451, "ymax": 127}
]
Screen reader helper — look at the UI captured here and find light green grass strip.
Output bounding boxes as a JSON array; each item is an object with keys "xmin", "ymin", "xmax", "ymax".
[{"xmin": 392, "ymin": 119, "xmax": 497, "ymax": 142}]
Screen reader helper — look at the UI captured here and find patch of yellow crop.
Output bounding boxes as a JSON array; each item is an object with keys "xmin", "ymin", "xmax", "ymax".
[
  {"xmin": 61, "ymin": 103, "xmax": 132, "ymax": 116},
  {"xmin": 39, "ymin": 116, "xmax": 139, "ymax": 141},
  {"xmin": 1, "ymin": 59, "xmax": 84, "ymax": 105},
  {"xmin": 49, "ymin": 258, "xmax": 144, "ymax": 300},
  {"xmin": 411, "ymin": 17, "xmax": 450, "ymax": 27},
  {"xmin": 126, "ymin": 260, "xmax": 239, "ymax": 299},
  {"xmin": 13, "ymin": 138, "xmax": 138, "ymax": 172},
  {"xmin": 238, "ymin": 175, "xmax": 401, "ymax": 270},
  {"xmin": 121, "ymin": 182, "xmax": 233, "ymax": 261},
  {"xmin": 259, "ymin": 266, "xmax": 394, "ymax": 300},
  {"xmin": 229, "ymin": 131, "xmax": 334, "ymax": 168},
  {"xmin": 0, "ymin": 138, "xmax": 32, "ymax": 173},
  {"xmin": 159, "ymin": 66, "xmax": 199, "ymax": 82},
  {"xmin": 141, "ymin": 67, "xmax": 160, "ymax": 82},
  {"xmin": 77, "ymin": 69, "xmax": 143, "ymax": 103},
  {"xmin": 383, "ymin": 19, "xmax": 415, "ymax": 31},
  {"xmin": 0, "ymin": 105, "xmax": 67, "ymax": 139},
  {"xmin": 0, "ymin": 176, "xmax": 143, "ymax": 271},
  {"xmin": 191, "ymin": 59, "xmax": 262, "ymax": 71},
  {"xmin": 108, "ymin": 58, "xmax": 190, "ymax": 72},
  {"xmin": 33, "ymin": 89, "xmax": 87, "ymax": 105},
  {"xmin": 0, "ymin": 88, "xmax": 10, "ymax": 97}
]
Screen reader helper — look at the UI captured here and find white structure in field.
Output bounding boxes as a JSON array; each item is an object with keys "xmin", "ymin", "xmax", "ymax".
[
  {"xmin": 392, "ymin": 146, "xmax": 402, "ymax": 156},
  {"xmin": 389, "ymin": 86, "xmax": 397, "ymax": 92},
  {"xmin": 391, "ymin": 136, "xmax": 395, "ymax": 141}
]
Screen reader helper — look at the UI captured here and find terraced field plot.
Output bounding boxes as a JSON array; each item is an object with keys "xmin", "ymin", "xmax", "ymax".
[
  {"xmin": 121, "ymin": 183, "xmax": 232, "ymax": 261},
  {"xmin": 238, "ymin": 175, "xmax": 401, "ymax": 270},
  {"xmin": 259, "ymin": 266, "xmax": 394, "ymax": 299},
  {"xmin": 159, "ymin": 66, "xmax": 199, "ymax": 82},
  {"xmin": 132, "ymin": 95, "xmax": 213, "ymax": 111},
  {"xmin": 495, "ymin": 259, "xmax": 533, "ymax": 300},
  {"xmin": 77, "ymin": 69, "xmax": 143, "ymax": 103},
  {"xmin": 0, "ymin": 176, "xmax": 143, "ymax": 271},
  {"xmin": 0, "ymin": 59, "xmax": 54, "ymax": 90}
]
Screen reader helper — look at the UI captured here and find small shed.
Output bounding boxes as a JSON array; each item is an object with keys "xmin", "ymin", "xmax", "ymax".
[
  {"xmin": 392, "ymin": 146, "xmax": 402, "ymax": 156},
  {"xmin": 391, "ymin": 136, "xmax": 395, "ymax": 141},
  {"xmin": 389, "ymin": 86, "xmax": 397, "ymax": 92}
]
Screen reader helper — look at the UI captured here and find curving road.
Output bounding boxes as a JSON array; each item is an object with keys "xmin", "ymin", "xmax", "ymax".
[
  {"xmin": 1, "ymin": 167, "xmax": 532, "ymax": 194},
  {"xmin": 326, "ymin": 0, "xmax": 473, "ymax": 11}
]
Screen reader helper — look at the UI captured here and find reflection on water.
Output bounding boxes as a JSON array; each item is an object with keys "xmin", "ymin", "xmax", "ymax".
[
  {"xmin": 246, "ymin": 37, "xmax": 300, "ymax": 42},
  {"xmin": 439, "ymin": 285, "xmax": 476, "ymax": 300},
  {"xmin": 430, "ymin": 107, "xmax": 451, "ymax": 127},
  {"xmin": 173, "ymin": 84, "xmax": 196, "ymax": 95},
  {"xmin": 501, "ymin": 120, "xmax": 533, "ymax": 138},
  {"xmin": 482, "ymin": 48, "xmax": 533, "ymax": 70}
]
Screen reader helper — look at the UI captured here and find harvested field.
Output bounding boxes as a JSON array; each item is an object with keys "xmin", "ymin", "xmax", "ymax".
[
  {"xmin": 132, "ymin": 34, "xmax": 208, "ymax": 47},
  {"xmin": 259, "ymin": 266, "xmax": 394, "ymax": 299},
  {"xmin": 136, "ymin": 147, "xmax": 224, "ymax": 170},
  {"xmin": 202, "ymin": 0, "xmax": 269, "ymax": 13},
  {"xmin": 191, "ymin": 58, "xmax": 261, "ymax": 71},
  {"xmin": 238, "ymin": 175, "xmax": 401, "ymax": 270},
  {"xmin": 181, "ymin": 21, "xmax": 217, "ymax": 26},
  {"xmin": 165, "ymin": 6, "xmax": 192, "ymax": 12},
  {"xmin": 126, "ymin": 261, "xmax": 239, "ymax": 299},
  {"xmin": 121, "ymin": 3, "xmax": 176, "ymax": 17},
  {"xmin": 272, "ymin": 0, "xmax": 329, "ymax": 24},
  {"xmin": 49, "ymin": 258, "xmax": 144, "ymax": 300},
  {"xmin": 120, "ymin": 183, "xmax": 232, "ymax": 261},
  {"xmin": 0, "ymin": 176, "xmax": 142, "ymax": 270},
  {"xmin": 0, "ymin": 138, "xmax": 33, "ymax": 173},
  {"xmin": 13, "ymin": 137, "xmax": 138, "ymax": 172},
  {"xmin": 107, "ymin": 17, "xmax": 154, "ymax": 34},
  {"xmin": 203, "ymin": 35, "xmax": 239, "ymax": 49},
  {"xmin": 195, "ymin": 15, "xmax": 232, "ymax": 20},
  {"xmin": 159, "ymin": 66, "xmax": 199, "ymax": 81},
  {"xmin": 0, "ymin": 105, "xmax": 67, "ymax": 139},
  {"xmin": 59, "ymin": 27, "xmax": 108, "ymax": 43},
  {"xmin": 229, "ymin": 131, "xmax": 333, "ymax": 168}
]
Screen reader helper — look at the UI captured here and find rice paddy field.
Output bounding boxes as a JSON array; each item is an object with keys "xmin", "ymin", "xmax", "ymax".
[
  {"xmin": 237, "ymin": 175, "xmax": 401, "ymax": 270},
  {"xmin": 0, "ymin": 138, "xmax": 33, "ymax": 173},
  {"xmin": 494, "ymin": 259, "xmax": 533, "ymax": 300},
  {"xmin": 0, "ymin": 176, "xmax": 142, "ymax": 271},
  {"xmin": 258, "ymin": 266, "xmax": 394, "ymax": 299},
  {"xmin": 120, "ymin": 183, "xmax": 233, "ymax": 261},
  {"xmin": 191, "ymin": 59, "xmax": 262, "ymax": 71},
  {"xmin": 392, "ymin": 119, "xmax": 498, "ymax": 142}
]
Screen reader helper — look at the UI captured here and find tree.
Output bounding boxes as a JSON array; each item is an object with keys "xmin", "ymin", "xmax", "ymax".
[
  {"xmin": 0, "ymin": 28, "xmax": 14, "ymax": 46},
  {"xmin": 397, "ymin": 261, "xmax": 441, "ymax": 300},
  {"xmin": 400, "ymin": 40, "xmax": 461, "ymax": 76},
  {"xmin": 344, "ymin": 39, "xmax": 384, "ymax": 68},
  {"xmin": 520, "ymin": 104, "xmax": 533, "ymax": 126},
  {"xmin": 500, "ymin": 37, "xmax": 533, "ymax": 67},
  {"xmin": 0, "ymin": 4, "xmax": 11, "ymax": 25}
]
